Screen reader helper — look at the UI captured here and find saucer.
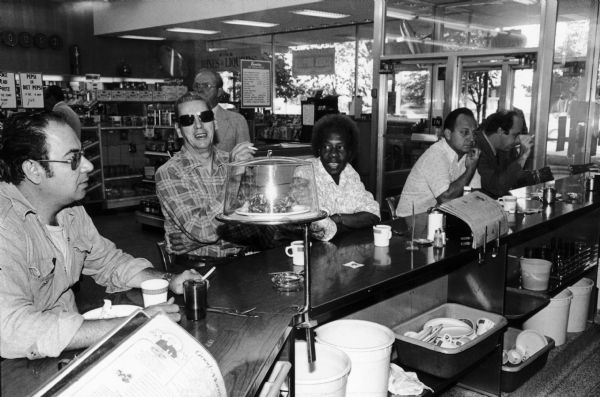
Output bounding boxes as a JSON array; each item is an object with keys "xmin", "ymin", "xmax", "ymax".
[{"xmin": 515, "ymin": 329, "xmax": 547, "ymax": 357}]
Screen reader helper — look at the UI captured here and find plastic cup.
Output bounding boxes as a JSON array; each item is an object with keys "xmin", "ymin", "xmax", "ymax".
[
  {"xmin": 141, "ymin": 278, "xmax": 169, "ymax": 307},
  {"xmin": 373, "ymin": 225, "xmax": 392, "ymax": 247},
  {"xmin": 183, "ymin": 279, "xmax": 208, "ymax": 321}
]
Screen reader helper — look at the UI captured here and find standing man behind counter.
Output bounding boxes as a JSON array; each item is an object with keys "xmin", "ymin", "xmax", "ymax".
[
  {"xmin": 475, "ymin": 109, "xmax": 534, "ymax": 199},
  {"xmin": 0, "ymin": 112, "xmax": 199, "ymax": 359},
  {"xmin": 43, "ymin": 85, "xmax": 81, "ymax": 139},
  {"xmin": 193, "ymin": 69, "xmax": 250, "ymax": 152},
  {"xmin": 397, "ymin": 108, "xmax": 481, "ymax": 217}
]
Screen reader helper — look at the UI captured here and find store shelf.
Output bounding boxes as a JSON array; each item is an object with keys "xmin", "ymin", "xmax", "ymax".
[
  {"xmin": 104, "ymin": 174, "xmax": 143, "ymax": 182},
  {"xmin": 142, "ymin": 179, "xmax": 156, "ymax": 184},
  {"xmin": 99, "ymin": 126, "xmax": 146, "ymax": 131},
  {"xmin": 144, "ymin": 151, "xmax": 171, "ymax": 157},
  {"xmin": 88, "ymin": 155, "xmax": 101, "ymax": 163},
  {"xmin": 83, "ymin": 141, "xmax": 99, "ymax": 151},
  {"xmin": 87, "ymin": 183, "xmax": 102, "ymax": 192},
  {"xmin": 104, "ymin": 194, "xmax": 155, "ymax": 209},
  {"xmin": 135, "ymin": 210, "xmax": 165, "ymax": 229},
  {"xmin": 89, "ymin": 169, "xmax": 102, "ymax": 178}
]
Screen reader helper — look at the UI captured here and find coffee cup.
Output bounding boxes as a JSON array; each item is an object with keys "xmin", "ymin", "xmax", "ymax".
[
  {"xmin": 373, "ymin": 225, "xmax": 392, "ymax": 247},
  {"xmin": 141, "ymin": 278, "xmax": 169, "ymax": 307},
  {"xmin": 285, "ymin": 240, "xmax": 306, "ymax": 267},
  {"xmin": 497, "ymin": 195, "xmax": 517, "ymax": 213}
]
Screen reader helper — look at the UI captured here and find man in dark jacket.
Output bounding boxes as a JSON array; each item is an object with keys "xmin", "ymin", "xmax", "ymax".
[{"xmin": 475, "ymin": 109, "xmax": 534, "ymax": 198}]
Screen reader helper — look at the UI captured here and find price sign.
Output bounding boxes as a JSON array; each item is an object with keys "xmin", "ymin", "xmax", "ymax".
[
  {"xmin": 19, "ymin": 72, "xmax": 44, "ymax": 108},
  {"xmin": 0, "ymin": 71, "xmax": 17, "ymax": 109},
  {"xmin": 241, "ymin": 59, "xmax": 271, "ymax": 108}
]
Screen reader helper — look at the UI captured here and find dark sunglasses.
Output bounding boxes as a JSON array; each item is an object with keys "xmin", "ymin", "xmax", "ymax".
[
  {"xmin": 178, "ymin": 110, "xmax": 215, "ymax": 127},
  {"xmin": 37, "ymin": 150, "xmax": 84, "ymax": 171}
]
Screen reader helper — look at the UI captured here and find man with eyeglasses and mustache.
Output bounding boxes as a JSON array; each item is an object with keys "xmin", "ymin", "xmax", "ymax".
[
  {"xmin": 0, "ymin": 112, "xmax": 202, "ymax": 359},
  {"xmin": 156, "ymin": 92, "xmax": 278, "ymax": 258},
  {"xmin": 193, "ymin": 69, "xmax": 250, "ymax": 152}
]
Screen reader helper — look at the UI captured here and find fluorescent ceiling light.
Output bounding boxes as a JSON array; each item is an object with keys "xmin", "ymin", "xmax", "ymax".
[
  {"xmin": 119, "ymin": 35, "xmax": 166, "ymax": 41},
  {"xmin": 512, "ymin": 0, "xmax": 537, "ymax": 4},
  {"xmin": 291, "ymin": 9, "xmax": 350, "ymax": 19},
  {"xmin": 222, "ymin": 19, "xmax": 278, "ymax": 28},
  {"xmin": 208, "ymin": 47, "xmax": 227, "ymax": 52},
  {"xmin": 167, "ymin": 27, "xmax": 220, "ymax": 35}
]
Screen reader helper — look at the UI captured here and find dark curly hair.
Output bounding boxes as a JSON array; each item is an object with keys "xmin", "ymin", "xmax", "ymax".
[
  {"xmin": 311, "ymin": 114, "xmax": 359, "ymax": 161},
  {"xmin": 0, "ymin": 111, "xmax": 67, "ymax": 184},
  {"xmin": 481, "ymin": 109, "xmax": 520, "ymax": 136}
]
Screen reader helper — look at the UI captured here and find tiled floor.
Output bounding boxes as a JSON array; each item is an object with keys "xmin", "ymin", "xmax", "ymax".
[{"xmin": 90, "ymin": 210, "xmax": 600, "ymax": 397}]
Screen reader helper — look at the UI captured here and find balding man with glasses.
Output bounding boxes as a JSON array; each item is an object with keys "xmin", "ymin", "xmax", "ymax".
[
  {"xmin": 193, "ymin": 69, "xmax": 250, "ymax": 152},
  {"xmin": 0, "ymin": 112, "xmax": 202, "ymax": 359}
]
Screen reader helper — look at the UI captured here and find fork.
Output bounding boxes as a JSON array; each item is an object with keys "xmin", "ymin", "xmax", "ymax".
[{"xmin": 207, "ymin": 306, "xmax": 259, "ymax": 317}]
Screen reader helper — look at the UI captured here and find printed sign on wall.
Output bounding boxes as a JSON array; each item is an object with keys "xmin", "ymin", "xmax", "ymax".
[
  {"xmin": 0, "ymin": 72, "xmax": 17, "ymax": 109},
  {"xmin": 241, "ymin": 59, "xmax": 271, "ymax": 108},
  {"xmin": 292, "ymin": 48, "xmax": 335, "ymax": 76},
  {"xmin": 19, "ymin": 72, "xmax": 44, "ymax": 108}
]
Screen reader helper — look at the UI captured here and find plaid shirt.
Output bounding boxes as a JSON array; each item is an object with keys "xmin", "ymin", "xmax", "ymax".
[{"xmin": 156, "ymin": 146, "xmax": 276, "ymax": 257}]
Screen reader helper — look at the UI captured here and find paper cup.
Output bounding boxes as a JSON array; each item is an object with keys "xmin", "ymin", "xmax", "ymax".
[
  {"xmin": 141, "ymin": 278, "xmax": 169, "ymax": 307},
  {"xmin": 373, "ymin": 225, "xmax": 392, "ymax": 247}
]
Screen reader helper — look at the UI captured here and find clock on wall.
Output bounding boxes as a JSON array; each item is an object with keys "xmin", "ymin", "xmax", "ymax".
[
  {"xmin": 18, "ymin": 32, "xmax": 32, "ymax": 48},
  {"xmin": 34, "ymin": 33, "xmax": 48, "ymax": 49},
  {"xmin": 49, "ymin": 34, "xmax": 63, "ymax": 50},
  {"xmin": 1, "ymin": 30, "xmax": 17, "ymax": 47}
]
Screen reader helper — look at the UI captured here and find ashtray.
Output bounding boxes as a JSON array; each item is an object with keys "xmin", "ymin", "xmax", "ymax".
[{"xmin": 270, "ymin": 271, "xmax": 304, "ymax": 291}]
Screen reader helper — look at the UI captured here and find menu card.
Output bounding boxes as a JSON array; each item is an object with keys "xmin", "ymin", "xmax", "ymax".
[
  {"xmin": 438, "ymin": 191, "xmax": 508, "ymax": 249},
  {"xmin": 32, "ymin": 311, "xmax": 226, "ymax": 397}
]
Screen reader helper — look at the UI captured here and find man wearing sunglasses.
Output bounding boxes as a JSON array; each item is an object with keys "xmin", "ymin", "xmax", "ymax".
[
  {"xmin": 193, "ymin": 69, "xmax": 250, "ymax": 152},
  {"xmin": 156, "ymin": 92, "xmax": 278, "ymax": 258},
  {"xmin": 0, "ymin": 112, "xmax": 202, "ymax": 359}
]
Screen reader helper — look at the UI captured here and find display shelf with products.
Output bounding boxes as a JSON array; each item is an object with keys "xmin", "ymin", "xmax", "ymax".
[{"xmin": 79, "ymin": 123, "xmax": 180, "ymax": 211}]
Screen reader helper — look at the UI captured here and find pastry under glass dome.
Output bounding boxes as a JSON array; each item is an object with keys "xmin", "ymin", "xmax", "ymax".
[{"xmin": 221, "ymin": 156, "xmax": 322, "ymax": 223}]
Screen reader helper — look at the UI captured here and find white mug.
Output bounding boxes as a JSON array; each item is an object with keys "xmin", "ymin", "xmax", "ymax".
[
  {"xmin": 497, "ymin": 195, "xmax": 517, "ymax": 213},
  {"xmin": 285, "ymin": 240, "xmax": 306, "ymax": 266},
  {"xmin": 373, "ymin": 225, "xmax": 392, "ymax": 247}
]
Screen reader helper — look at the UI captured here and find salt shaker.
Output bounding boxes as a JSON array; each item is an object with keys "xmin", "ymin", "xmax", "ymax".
[{"xmin": 433, "ymin": 228, "xmax": 445, "ymax": 248}]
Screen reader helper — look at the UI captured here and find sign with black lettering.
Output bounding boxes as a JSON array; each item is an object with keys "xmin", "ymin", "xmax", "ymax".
[
  {"xmin": 241, "ymin": 59, "xmax": 271, "ymax": 108},
  {"xmin": 293, "ymin": 48, "xmax": 335, "ymax": 76},
  {"xmin": 0, "ymin": 71, "xmax": 17, "ymax": 109},
  {"xmin": 19, "ymin": 72, "xmax": 44, "ymax": 108}
]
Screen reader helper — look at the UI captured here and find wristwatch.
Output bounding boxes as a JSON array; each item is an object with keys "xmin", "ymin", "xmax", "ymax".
[{"xmin": 162, "ymin": 272, "xmax": 174, "ymax": 284}]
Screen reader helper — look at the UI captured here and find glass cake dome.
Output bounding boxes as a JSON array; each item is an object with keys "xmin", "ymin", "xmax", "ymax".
[{"xmin": 221, "ymin": 156, "xmax": 321, "ymax": 222}]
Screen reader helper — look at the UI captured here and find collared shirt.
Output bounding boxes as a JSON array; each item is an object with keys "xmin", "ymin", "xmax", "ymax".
[
  {"xmin": 212, "ymin": 105, "xmax": 250, "ymax": 152},
  {"xmin": 397, "ymin": 139, "xmax": 481, "ymax": 217},
  {"xmin": 296, "ymin": 158, "xmax": 380, "ymax": 241},
  {"xmin": 156, "ymin": 146, "xmax": 268, "ymax": 257},
  {"xmin": 0, "ymin": 182, "xmax": 151, "ymax": 359}
]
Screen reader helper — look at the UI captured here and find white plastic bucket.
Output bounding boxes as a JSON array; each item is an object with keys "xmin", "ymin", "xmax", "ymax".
[
  {"xmin": 524, "ymin": 289, "xmax": 572, "ymax": 346},
  {"xmin": 567, "ymin": 278, "xmax": 594, "ymax": 333},
  {"xmin": 315, "ymin": 320, "xmax": 395, "ymax": 396},
  {"xmin": 294, "ymin": 341, "xmax": 351, "ymax": 397},
  {"xmin": 520, "ymin": 258, "xmax": 552, "ymax": 291}
]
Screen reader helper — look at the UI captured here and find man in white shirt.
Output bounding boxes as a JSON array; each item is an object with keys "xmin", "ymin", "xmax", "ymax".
[
  {"xmin": 397, "ymin": 108, "xmax": 481, "ymax": 217},
  {"xmin": 193, "ymin": 69, "xmax": 250, "ymax": 152}
]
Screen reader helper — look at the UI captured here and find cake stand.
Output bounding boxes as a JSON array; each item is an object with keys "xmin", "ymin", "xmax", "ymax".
[{"xmin": 216, "ymin": 210, "xmax": 328, "ymax": 363}]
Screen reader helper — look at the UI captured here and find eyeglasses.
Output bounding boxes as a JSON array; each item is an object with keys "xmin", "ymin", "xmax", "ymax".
[
  {"xmin": 178, "ymin": 110, "xmax": 215, "ymax": 127},
  {"xmin": 194, "ymin": 82, "xmax": 216, "ymax": 91},
  {"xmin": 37, "ymin": 150, "xmax": 85, "ymax": 171}
]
